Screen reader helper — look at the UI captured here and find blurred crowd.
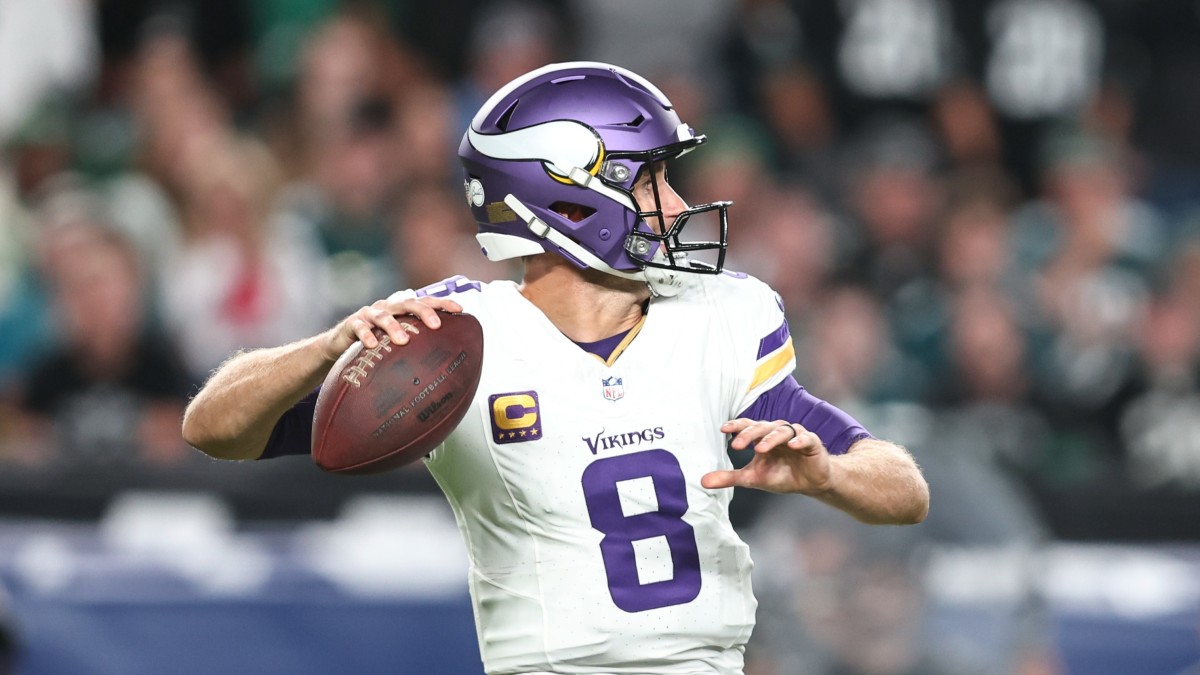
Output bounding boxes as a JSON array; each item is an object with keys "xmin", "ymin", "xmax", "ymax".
[
  {"xmin": 3, "ymin": 1, "xmax": 1200, "ymax": 673},
  {"xmin": 1, "ymin": 0, "xmax": 1199, "ymax": 510},
  {"xmin": 1, "ymin": 0, "xmax": 1196, "ymax": 502}
]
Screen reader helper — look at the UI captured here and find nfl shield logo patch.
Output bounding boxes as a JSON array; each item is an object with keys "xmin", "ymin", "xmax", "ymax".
[{"xmin": 601, "ymin": 376, "xmax": 624, "ymax": 402}]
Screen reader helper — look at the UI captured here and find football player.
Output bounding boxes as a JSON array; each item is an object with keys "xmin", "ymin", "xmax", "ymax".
[{"xmin": 183, "ymin": 62, "xmax": 929, "ymax": 675}]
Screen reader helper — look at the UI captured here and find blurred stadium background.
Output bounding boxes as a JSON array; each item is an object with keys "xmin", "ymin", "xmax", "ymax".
[{"xmin": 2, "ymin": 0, "xmax": 1200, "ymax": 673}]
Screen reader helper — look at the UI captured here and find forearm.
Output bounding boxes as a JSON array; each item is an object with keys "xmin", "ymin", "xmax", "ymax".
[
  {"xmin": 807, "ymin": 438, "xmax": 929, "ymax": 525},
  {"xmin": 181, "ymin": 294, "xmax": 465, "ymax": 460},
  {"xmin": 182, "ymin": 332, "xmax": 336, "ymax": 460}
]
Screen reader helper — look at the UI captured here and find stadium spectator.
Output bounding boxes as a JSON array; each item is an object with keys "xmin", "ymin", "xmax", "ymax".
[
  {"xmin": 272, "ymin": 10, "xmax": 423, "ymax": 320},
  {"xmin": 0, "ymin": 139, "xmax": 54, "ymax": 390},
  {"xmin": 932, "ymin": 287, "xmax": 1059, "ymax": 490},
  {"xmin": 833, "ymin": 116, "xmax": 952, "ymax": 375},
  {"xmin": 934, "ymin": 168, "xmax": 1021, "ymax": 294},
  {"xmin": 9, "ymin": 189, "xmax": 192, "ymax": 466},
  {"xmin": 132, "ymin": 26, "xmax": 230, "ymax": 200},
  {"xmin": 930, "ymin": 80, "xmax": 1004, "ymax": 172},
  {"xmin": 795, "ymin": 285, "xmax": 930, "ymax": 408},
  {"xmin": 1120, "ymin": 250, "xmax": 1200, "ymax": 488},
  {"xmin": 291, "ymin": 8, "xmax": 418, "ymax": 156},
  {"xmin": 160, "ymin": 132, "xmax": 329, "ymax": 381},
  {"xmin": 755, "ymin": 63, "xmax": 842, "ymax": 199},
  {"xmin": 1011, "ymin": 131, "xmax": 1171, "ymax": 483},
  {"xmin": 393, "ymin": 82, "xmax": 460, "ymax": 187}
]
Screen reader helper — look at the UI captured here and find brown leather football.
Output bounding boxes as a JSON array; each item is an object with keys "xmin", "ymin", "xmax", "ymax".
[{"xmin": 312, "ymin": 311, "xmax": 484, "ymax": 474}]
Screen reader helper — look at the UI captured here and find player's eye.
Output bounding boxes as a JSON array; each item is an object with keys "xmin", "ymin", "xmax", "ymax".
[{"xmin": 635, "ymin": 164, "xmax": 666, "ymax": 193}]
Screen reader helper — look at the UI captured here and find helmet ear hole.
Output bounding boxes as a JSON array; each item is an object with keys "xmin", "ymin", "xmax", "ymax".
[{"xmin": 550, "ymin": 202, "xmax": 597, "ymax": 223}]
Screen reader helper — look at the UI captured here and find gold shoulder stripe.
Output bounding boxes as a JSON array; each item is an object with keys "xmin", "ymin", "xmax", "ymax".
[{"xmin": 748, "ymin": 339, "xmax": 795, "ymax": 391}]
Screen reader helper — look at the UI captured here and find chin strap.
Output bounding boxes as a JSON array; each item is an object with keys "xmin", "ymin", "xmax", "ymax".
[
  {"xmin": 502, "ymin": 194, "xmax": 691, "ymax": 298},
  {"xmin": 641, "ymin": 252, "xmax": 693, "ymax": 298}
]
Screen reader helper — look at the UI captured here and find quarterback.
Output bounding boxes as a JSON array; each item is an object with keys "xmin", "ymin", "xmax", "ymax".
[{"xmin": 183, "ymin": 62, "xmax": 929, "ymax": 674}]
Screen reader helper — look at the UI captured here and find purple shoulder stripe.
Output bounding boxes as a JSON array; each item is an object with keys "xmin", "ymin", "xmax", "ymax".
[
  {"xmin": 737, "ymin": 377, "xmax": 871, "ymax": 456},
  {"xmin": 260, "ymin": 388, "xmax": 319, "ymax": 459},
  {"xmin": 757, "ymin": 320, "xmax": 791, "ymax": 359}
]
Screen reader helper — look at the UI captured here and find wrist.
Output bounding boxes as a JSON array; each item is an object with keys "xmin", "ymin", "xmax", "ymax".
[
  {"xmin": 313, "ymin": 328, "xmax": 349, "ymax": 364},
  {"xmin": 799, "ymin": 456, "xmax": 838, "ymax": 497}
]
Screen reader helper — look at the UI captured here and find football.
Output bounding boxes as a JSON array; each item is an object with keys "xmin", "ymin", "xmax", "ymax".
[{"xmin": 312, "ymin": 311, "xmax": 484, "ymax": 474}]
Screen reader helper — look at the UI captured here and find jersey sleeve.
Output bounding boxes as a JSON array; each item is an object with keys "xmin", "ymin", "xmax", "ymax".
[
  {"xmin": 259, "ymin": 388, "xmax": 318, "ymax": 459},
  {"xmin": 722, "ymin": 275, "xmax": 798, "ymax": 416},
  {"xmin": 737, "ymin": 376, "xmax": 872, "ymax": 455}
]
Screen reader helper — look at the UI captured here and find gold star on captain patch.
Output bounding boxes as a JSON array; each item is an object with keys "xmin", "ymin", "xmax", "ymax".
[
  {"xmin": 519, "ymin": 430, "xmax": 527, "ymax": 437},
  {"xmin": 530, "ymin": 429, "xmax": 539, "ymax": 436}
]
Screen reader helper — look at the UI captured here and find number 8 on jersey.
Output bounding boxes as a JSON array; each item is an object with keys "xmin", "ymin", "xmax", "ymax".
[{"xmin": 581, "ymin": 449, "xmax": 702, "ymax": 612}]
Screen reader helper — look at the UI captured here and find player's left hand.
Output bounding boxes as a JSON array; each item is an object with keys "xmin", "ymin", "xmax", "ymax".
[{"xmin": 700, "ymin": 419, "xmax": 832, "ymax": 495}]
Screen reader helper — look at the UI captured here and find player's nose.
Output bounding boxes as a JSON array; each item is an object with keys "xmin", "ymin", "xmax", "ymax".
[{"xmin": 658, "ymin": 182, "xmax": 689, "ymax": 227}]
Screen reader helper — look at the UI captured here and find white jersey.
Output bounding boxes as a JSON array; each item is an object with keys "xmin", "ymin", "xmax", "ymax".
[{"xmin": 396, "ymin": 272, "xmax": 796, "ymax": 675}]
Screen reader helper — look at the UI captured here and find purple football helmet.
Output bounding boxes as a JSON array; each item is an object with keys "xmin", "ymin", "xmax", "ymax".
[{"xmin": 458, "ymin": 62, "xmax": 730, "ymax": 296}]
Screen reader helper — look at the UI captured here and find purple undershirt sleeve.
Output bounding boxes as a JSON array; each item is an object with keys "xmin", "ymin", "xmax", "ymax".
[
  {"xmin": 259, "ymin": 388, "xmax": 319, "ymax": 459},
  {"xmin": 736, "ymin": 376, "xmax": 872, "ymax": 456}
]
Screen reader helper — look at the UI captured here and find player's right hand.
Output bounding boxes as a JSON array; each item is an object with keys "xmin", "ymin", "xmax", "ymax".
[{"xmin": 320, "ymin": 296, "xmax": 464, "ymax": 361}]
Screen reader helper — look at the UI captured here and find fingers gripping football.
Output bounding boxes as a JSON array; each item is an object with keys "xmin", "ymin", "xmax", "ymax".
[{"xmin": 323, "ymin": 296, "xmax": 464, "ymax": 361}]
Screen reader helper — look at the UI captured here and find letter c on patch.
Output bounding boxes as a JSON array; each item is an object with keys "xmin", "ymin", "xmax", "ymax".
[{"xmin": 493, "ymin": 394, "xmax": 537, "ymax": 430}]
